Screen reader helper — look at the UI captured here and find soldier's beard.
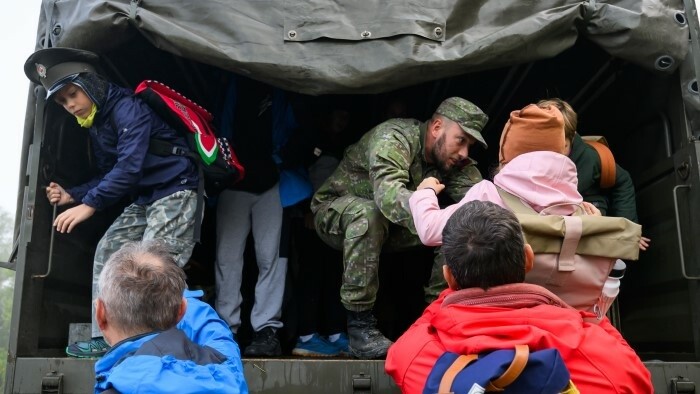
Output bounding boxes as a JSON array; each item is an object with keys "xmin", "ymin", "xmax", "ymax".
[{"xmin": 430, "ymin": 134, "xmax": 452, "ymax": 172}]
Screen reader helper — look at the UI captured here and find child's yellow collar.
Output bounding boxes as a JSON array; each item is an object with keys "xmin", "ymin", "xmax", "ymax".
[{"xmin": 76, "ymin": 104, "xmax": 98, "ymax": 128}]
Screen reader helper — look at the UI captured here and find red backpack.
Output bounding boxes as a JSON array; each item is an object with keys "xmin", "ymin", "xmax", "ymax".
[
  {"xmin": 135, "ymin": 80, "xmax": 245, "ymax": 240},
  {"xmin": 135, "ymin": 80, "xmax": 245, "ymax": 194}
]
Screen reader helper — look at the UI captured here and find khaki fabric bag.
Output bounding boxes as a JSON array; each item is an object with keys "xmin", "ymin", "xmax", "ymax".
[{"xmin": 497, "ymin": 188, "xmax": 641, "ymax": 313}]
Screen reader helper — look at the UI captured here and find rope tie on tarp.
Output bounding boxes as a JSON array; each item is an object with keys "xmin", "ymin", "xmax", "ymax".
[
  {"xmin": 43, "ymin": 0, "xmax": 55, "ymax": 48},
  {"xmin": 583, "ymin": 0, "xmax": 596, "ymax": 26},
  {"xmin": 129, "ymin": 0, "xmax": 141, "ymax": 20}
]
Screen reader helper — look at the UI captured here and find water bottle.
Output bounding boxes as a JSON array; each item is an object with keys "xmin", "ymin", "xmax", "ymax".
[{"xmin": 594, "ymin": 259, "xmax": 626, "ymax": 320}]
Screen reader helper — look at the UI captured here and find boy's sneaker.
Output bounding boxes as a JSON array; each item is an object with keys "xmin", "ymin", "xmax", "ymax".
[
  {"xmin": 292, "ymin": 333, "xmax": 340, "ymax": 357},
  {"xmin": 66, "ymin": 337, "xmax": 110, "ymax": 358},
  {"xmin": 330, "ymin": 333, "xmax": 350, "ymax": 357},
  {"xmin": 244, "ymin": 327, "xmax": 282, "ymax": 357}
]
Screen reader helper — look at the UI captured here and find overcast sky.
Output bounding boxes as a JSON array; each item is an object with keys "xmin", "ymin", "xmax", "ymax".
[{"xmin": 1, "ymin": 1, "xmax": 42, "ymax": 221}]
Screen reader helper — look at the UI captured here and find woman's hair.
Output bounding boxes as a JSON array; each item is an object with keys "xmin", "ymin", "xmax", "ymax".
[{"xmin": 537, "ymin": 98, "xmax": 577, "ymax": 143}]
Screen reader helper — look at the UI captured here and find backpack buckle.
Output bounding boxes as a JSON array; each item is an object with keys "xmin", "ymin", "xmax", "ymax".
[{"xmin": 171, "ymin": 146, "xmax": 188, "ymax": 156}]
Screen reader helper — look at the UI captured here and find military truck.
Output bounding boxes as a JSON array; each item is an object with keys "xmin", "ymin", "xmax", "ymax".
[{"xmin": 4, "ymin": 0, "xmax": 700, "ymax": 392}]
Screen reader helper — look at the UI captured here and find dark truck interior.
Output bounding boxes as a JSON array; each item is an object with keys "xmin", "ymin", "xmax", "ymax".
[{"xmin": 23, "ymin": 30, "xmax": 698, "ymax": 364}]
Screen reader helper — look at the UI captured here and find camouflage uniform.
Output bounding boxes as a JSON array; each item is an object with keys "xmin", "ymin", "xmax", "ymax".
[
  {"xmin": 311, "ymin": 98, "xmax": 487, "ymax": 312},
  {"xmin": 90, "ymin": 189, "xmax": 197, "ymax": 337}
]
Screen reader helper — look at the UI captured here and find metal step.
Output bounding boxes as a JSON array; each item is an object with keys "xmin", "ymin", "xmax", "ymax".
[{"xmin": 10, "ymin": 357, "xmax": 700, "ymax": 394}]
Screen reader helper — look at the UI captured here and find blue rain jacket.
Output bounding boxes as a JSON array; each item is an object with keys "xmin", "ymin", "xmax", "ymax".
[{"xmin": 94, "ymin": 290, "xmax": 248, "ymax": 393}]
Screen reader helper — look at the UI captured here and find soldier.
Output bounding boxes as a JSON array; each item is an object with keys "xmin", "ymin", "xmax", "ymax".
[{"xmin": 311, "ymin": 97, "xmax": 488, "ymax": 359}]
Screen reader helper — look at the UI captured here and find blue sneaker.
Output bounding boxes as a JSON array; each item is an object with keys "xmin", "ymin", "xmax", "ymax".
[
  {"xmin": 292, "ymin": 333, "xmax": 340, "ymax": 357},
  {"xmin": 330, "ymin": 333, "xmax": 350, "ymax": 357},
  {"xmin": 66, "ymin": 337, "xmax": 110, "ymax": 358}
]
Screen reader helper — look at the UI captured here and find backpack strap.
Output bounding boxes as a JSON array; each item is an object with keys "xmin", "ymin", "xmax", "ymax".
[
  {"xmin": 147, "ymin": 138, "xmax": 204, "ymax": 243},
  {"xmin": 496, "ymin": 187, "xmax": 583, "ymax": 280},
  {"xmin": 486, "ymin": 345, "xmax": 529, "ymax": 392},
  {"xmin": 556, "ymin": 216, "xmax": 582, "ymax": 274},
  {"xmin": 561, "ymin": 380, "xmax": 581, "ymax": 394},
  {"xmin": 496, "ymin": 187, "xmax": 537, "ymax": 214},
  {"xmin": 582, "ymin": 139, "xmax": 616, "ymax": 189},
  {"xmin": 437, "ymin": 354, "xmax": 479, "ymax": 394},
  {"xmin": 497, "ymin": 187, "xmax": 584, "ymax": 216}
]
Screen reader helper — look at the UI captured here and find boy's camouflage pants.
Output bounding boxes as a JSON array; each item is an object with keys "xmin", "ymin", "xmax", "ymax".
[
  {"xmin": 91, "ymin": 189, "xmax": 197, "ymax": 337},
  {"xmin": 313, "ymin": 194, "xmax": 447, "ymax": 312}
]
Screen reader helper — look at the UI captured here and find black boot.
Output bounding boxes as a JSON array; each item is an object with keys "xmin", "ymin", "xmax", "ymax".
[
  {"xmin": 244, "ymin": 327, "xmax": 282, "ymax": 357},
  {"xmin": 347, "ymin": 310, "xmax": 393, "ymax": 359}
]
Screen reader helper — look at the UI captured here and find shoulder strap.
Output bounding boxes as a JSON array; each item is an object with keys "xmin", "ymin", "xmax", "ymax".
[
  {"xmin": 495, "ymin": 187, "xmax": 537, "ymax": 214},
  {"xmin": 582, "ymin": 139, "xmax": 616, "ymax": 189},
  {"xmin": 147, "ymin": 138, "xmax": 204, "ymax": 243},
  {"xmin": 561, "ymin": 380, "xmax": 581, "ymax": 394},
  {"xmin": 497, "ymin": 186, "xmax": 585, "ymax": 217},
  {"xmin": 486, "ymin": 344, "xmax": 529, "ymax": 391},
  {"xmin": 438, "ymin": 354, "xmax": 479, "ymax": 394},
  {"xmin": 437, "ymin": 345, "xmax": 530, "ymax": 394}
]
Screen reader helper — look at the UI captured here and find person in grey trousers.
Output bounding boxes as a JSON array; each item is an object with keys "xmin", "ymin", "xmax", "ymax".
[{"xmin": 215, "ymin": 76, "xmax": 288, "ymax": 356}]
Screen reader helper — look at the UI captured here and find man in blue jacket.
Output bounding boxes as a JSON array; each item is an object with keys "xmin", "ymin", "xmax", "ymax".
[
  {"xmin": 93, "ymin": 240, "xmax": 248, "ymax": 393},
  {"xmin": 24, "ymin": 47, "xmax": 199, "ymax": 357}
]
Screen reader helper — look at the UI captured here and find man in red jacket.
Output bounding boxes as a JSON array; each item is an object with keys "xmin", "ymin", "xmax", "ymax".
[{"xmin": 385, "ymin": 200, "xmax": 653, "ymax": 393}]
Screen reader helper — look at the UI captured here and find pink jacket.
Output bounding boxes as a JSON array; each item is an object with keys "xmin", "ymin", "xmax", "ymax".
[{"xmin": 409, "ymin": 151, "xmax": 583, "ymax": 246}]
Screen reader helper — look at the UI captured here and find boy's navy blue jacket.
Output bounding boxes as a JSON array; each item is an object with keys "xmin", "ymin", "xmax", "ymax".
[
  {"xmin": 94, "ymin": 290, "xmax": 248, "ymax": 394},
  {"xmin": 67, "ymin": 84, "xmax": 198, "ymax": 210}
]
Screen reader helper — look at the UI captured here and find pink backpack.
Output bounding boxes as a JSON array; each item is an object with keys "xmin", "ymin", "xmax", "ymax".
[{"xmin": 496, "ymin": 188, "xmax": 641, "ymax": 317}]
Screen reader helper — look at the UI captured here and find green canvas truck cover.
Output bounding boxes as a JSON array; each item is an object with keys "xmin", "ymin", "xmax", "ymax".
[{"xmin": 35, "ymin": 0, "xmax": 688, "ymax": 95}]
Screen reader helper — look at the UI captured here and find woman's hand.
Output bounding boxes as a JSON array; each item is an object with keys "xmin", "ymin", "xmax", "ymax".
[
  {"xmin": 581, "ymin": 202, "xmax": 601, "ymax": 216},
  {"xmin": 639, "ymin": 236, "xmax": 651, "ymax": 251}
]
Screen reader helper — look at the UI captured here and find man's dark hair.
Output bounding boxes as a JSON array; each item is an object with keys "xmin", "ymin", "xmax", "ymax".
[{"xmin": 442, "ymin": 200, "xmax": 526, "ymax": 290}]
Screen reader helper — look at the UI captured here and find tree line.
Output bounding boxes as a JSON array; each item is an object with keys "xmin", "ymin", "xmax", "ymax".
[{"xmin": 0, "ymin": 208, "xmax": 15, "ymax": 392}]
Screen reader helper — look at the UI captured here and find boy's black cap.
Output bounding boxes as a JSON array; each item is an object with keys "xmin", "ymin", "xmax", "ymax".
[{"xmin": 24, "ymin": 47, "xmax": 100, "ymax": 99}]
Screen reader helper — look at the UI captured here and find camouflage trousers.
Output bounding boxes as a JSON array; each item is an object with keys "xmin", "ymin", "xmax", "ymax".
[
  {"xmin": 91, "ymin": 189, "xmax": 197, "ymax": 337},
  {"xmin": 313, "ymin": 194, "xmax": 447, "ymax": 312}
]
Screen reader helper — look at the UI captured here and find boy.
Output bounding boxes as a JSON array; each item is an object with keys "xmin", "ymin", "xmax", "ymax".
[
  {"xmin": 24, "ymin": 47, "xmax": 199, "ymax": 357},
  {"xmin": 386, "ymin": 201, "xmax": 653, "ymax": 393}
]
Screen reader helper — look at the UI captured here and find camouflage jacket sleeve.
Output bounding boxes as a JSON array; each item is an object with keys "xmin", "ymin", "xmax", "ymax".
[
  {"xmin": 368, "ymin": 127, "xmax": 417, "ymax": 232},
  {"xmin": 442, "ymin": 161, "xmax": 483, "ymax": 202}
]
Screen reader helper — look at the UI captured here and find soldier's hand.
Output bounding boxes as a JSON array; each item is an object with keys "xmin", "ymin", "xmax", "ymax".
[
  {"xmin": 46, "ymin": 182, "xmax": 75, "ymax": 206},
  {"xmin": 417, "ymin": 177, "xmax": 445, "ymax": 195}
]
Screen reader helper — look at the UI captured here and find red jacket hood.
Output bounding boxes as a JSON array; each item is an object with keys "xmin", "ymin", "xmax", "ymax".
[{"xmin": 431, "ymin": 284, "xmax": 591, "ymax": 355}]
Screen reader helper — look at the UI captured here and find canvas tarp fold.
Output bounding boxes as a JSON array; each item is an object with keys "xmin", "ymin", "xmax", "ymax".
[{"xmin": 36, "ymin": 0, "xmax": 688, "ymax": 95}]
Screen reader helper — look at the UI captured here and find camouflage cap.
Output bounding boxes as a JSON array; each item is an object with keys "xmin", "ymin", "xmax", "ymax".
[{"xmin": 435, "ymin": 97, "xmax": 489, "ymax": 149}]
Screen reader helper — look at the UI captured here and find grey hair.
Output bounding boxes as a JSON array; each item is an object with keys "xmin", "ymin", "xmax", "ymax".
[{"xmin": 97, "ymin": 240, "xmax": 186, "ymax": 335}]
